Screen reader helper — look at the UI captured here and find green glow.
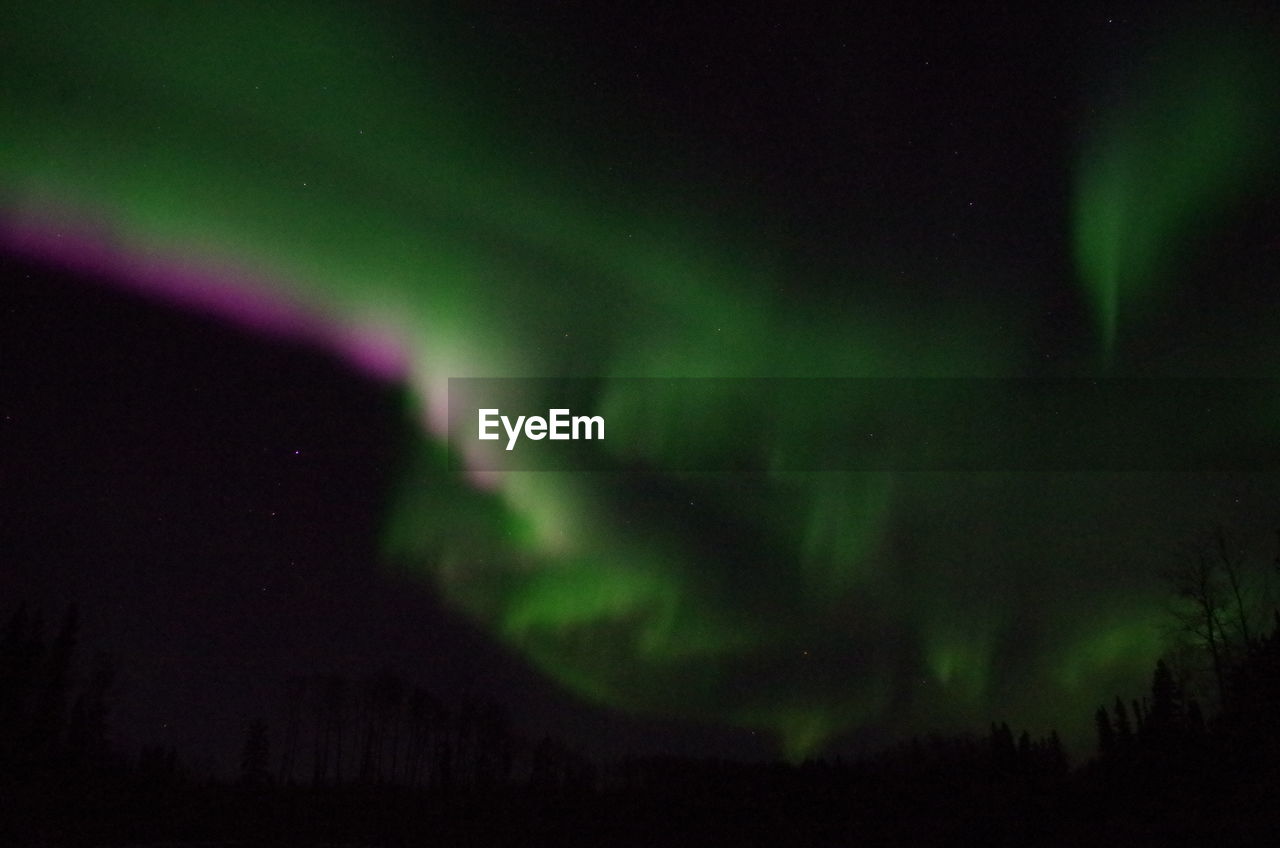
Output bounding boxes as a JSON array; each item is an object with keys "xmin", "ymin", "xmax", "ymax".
[
  {"xmin": 3, "ymin": 1, "xmax": 1259, "ymax": 759},
  {"xmin": 928, "ymin": 637, "xmax": 992, "ymax": 704},
  {"xmin": 1073, "ymin": 25, "xmax": 1279, "ymax": 355},
  {"xmin": 1053, "ymin": 616, "xmax": 1164, "ymax": 695}
]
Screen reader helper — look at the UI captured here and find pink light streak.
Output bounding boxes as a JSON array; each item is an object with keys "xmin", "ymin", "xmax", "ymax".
[
  {"xmin": 2, "ymin": 207, "xmax": 512, "ymax": 494},
  {"xmin": 0, "ymin": 210, "xmax": 412, "ymax": 383}
]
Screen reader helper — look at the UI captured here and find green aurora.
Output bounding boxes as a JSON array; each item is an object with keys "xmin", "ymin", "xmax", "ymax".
[
  {"xmin": 1072, "ymin": 20, "xmax": 1280, "ymax": 357},
  {"xmin": 2, "ymin": 2, "xmax": 1278, "ymax": 759}
]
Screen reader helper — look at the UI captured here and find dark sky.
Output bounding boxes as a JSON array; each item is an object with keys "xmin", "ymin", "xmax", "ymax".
[
  {"xmin": 1, "ymin": 256, "xmax": 783, "ymax": 767},
  {"xmin": 3, "ymin": 0, "xmax": 1280, "ymax": 770}
]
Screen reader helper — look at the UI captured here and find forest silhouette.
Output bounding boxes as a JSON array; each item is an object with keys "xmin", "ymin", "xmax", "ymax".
[{"xmin": 4, "ymin": 527, "xmax": 1280, "ymax": 846}]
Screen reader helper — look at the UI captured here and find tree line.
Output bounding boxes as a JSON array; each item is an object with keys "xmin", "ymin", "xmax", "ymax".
[{"xmin": 4, "ymin": 521, "xmax": 1280, "ymax": 844}]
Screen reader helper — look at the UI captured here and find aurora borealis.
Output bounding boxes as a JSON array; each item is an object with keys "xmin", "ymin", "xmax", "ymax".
[
  {"xmin": 4, "ymin": 1, "xmax": 1280, "ymax": 762},
  {"xmin": 1072, "ymin": 18, "xmax": 1280, "ymax": 357}
]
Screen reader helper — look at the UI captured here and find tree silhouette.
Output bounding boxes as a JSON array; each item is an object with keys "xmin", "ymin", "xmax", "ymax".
[
  {"xmin": 1163, "ymin": 527, "xmax": 1272, "ymax": 706},
  {"xmin": 1095, "ymin": 706, "xmax": 1115, "ymax": 756},
  {"xmin": 1113, "ymin": 696, "xmax": 1133, "ymax": 751},
  {"xmin": 66, "ymin": 651, "xmax": 115, "ymax": 767},
  {"xmin": 989, "ymin": 721, "xmax": 1016, "ymax": 774},
  {"xmin": 1146, "ymin": 659, "xmax": 1184, "ymax": 741},
  {"xmin": 240, "ymin": 718, "xmax": 271, "ymax": 786},
  {"xmin": 278, "ymin": 674, "xmax": 306, "ymax": 784},
  {"xmin": 405, "ymin": 686, "xmax": 444, "ymax": 789},
  {"xmin": 312, "ymin": 674, "xmax": 349, "ymax": 785}
]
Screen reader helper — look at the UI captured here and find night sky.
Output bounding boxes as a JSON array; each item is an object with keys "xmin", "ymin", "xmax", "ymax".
[{"xmin": 3, "ymin": 0, "xmax": 1280, "ymax": 770}]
